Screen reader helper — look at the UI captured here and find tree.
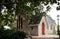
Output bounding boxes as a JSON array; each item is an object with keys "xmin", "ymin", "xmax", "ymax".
[{"xmin": 0, "ymin": 0, "xmax": 60, "ymax": 29}]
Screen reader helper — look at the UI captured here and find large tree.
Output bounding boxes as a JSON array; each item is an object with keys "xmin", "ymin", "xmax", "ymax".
[{"xmin": 0, "ymin": 0, "xmax": 60, "ymax": 29}]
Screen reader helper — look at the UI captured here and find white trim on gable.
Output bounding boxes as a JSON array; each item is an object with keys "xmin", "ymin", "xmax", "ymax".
[
  {"xmin": 38, "ymin": 16, "xmax": 55, "ymax": 36},
  {"xmin": 28, "ymin": 15, "xmax": 57, "ymax": 36},
  {"xmin": 38, "ymin": 16, "xmax": 48, "ymax": 36}
]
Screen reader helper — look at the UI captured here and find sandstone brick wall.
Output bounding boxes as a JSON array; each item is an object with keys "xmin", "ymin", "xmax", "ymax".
[
  {"xmin": 12, "ymin": 16, "xmax": 30, "ymax": 34},
  {"xmin": 30, "ymin": 26, "xmax": 38, "ymax": 36}
]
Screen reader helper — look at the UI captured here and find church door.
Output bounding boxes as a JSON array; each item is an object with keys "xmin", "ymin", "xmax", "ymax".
[{"xmin": 42, "ymin": 22, "xmax": 45, "ymax": 35}]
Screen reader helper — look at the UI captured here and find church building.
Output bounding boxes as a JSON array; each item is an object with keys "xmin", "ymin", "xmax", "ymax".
[{"xmin": 28, "ymin": 13, "xmax": 57, "ymax": 36}]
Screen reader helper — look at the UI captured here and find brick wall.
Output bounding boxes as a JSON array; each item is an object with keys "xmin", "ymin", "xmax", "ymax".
[
  {"xmin": 12, "ymin": 16, "xmax": 31, "ymax": 34},
  {"xmin": 30, "ymin": 26, "xmax": 38, "ymax": 36}
]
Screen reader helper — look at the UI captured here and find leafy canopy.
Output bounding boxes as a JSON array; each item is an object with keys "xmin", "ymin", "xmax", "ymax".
[{"xmin": 0, "ymin": 0, "xmax": 60, "ymax": 26}]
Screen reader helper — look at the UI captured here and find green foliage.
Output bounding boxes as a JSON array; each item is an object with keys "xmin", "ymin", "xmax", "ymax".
[
  {"xmin": 57, "ymin": 25, "xmax": 60, "ymax": 30},
  {"xmin": 0, "ymin": 8, "xmax": 15, "ymax": 26},
  {"xmin": 46, "ymin": 6, "xmax": 51, "ymax": 11},
  {"xmin": 57, "ymin": 6, "xmax": 60, "ymax": 10},
  {"xmin": 0, "ymin": 27, "xmax": 27, "ymax": 39},
  {"xmin": 0, "ymin": 0, "xmax": 58, "ymax": 13},
  {"xmin": 0, "ymin": 0, "xmax": 60, "ymax": 26}
]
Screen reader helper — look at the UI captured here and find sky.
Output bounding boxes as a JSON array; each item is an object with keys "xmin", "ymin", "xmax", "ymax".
[{"xmin": 44, "ymin": 4, "xmax": 60, "ymax": 25}]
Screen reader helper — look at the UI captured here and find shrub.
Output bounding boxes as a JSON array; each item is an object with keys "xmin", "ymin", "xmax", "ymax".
[{"xmin": 0, "ymin": 27, "xmax": 26, "ymax": 39}]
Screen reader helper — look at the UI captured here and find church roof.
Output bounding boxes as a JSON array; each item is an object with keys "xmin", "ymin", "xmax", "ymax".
[
  {"xmin": 29, "ymin": 12, "xmax": 56, "ymax": 25},
  {"xmin": 29, "ymin": 12, "xmax": 45, "ymax": 24},
  {"xmin": 46, "ymin": 15, "xmax": 56, "ymax": 25}
]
